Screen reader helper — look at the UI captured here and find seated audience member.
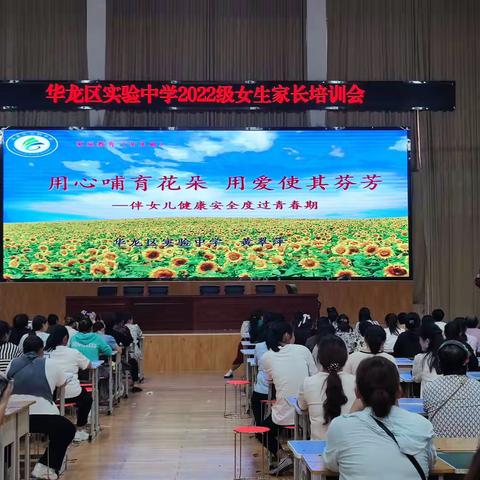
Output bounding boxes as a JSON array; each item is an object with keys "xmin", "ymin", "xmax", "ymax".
[
  {"xmin": 424, "ymin": 340, "xmax": 480, "ymax": 437},
  {"xmin": 327, "ymin": 307, "xmax": 339, "ymax": 329},
  {"xmin": 298, "ymin": 335, "xmax": 356, "ymax": 439},
  {"xmin": 93, "ymin": 321, "xmax": 121, "ymax": 353},
  {"xmin": 261, "ymin": 319, "xmax": 317, "ymax": 475},
  {"xmin": 393, "ymin": 312, "xmax": 422, "ymax": 358},
  {"xmin": 397, "ymin": 311, "xmax": 407, "ymax": 329},
  {"xmin": 412, "ymin": 323, "xmax": 443, "ymax": 396},
  {"xmin": 125, "ymin": 313, "xmax": 143, "ymax": 360},
  {"xmin": 465, "ymin": 315, "xmax": 480, "ymax": 349},
  {"xmin": 384, "ymin": 313, "xmax": 401, "ymax": 353},
  {"xmin": 455, "ymin": 316, "xmax": 479, "ymax": 353},
  {"xmin": 70, "ymin": 318, "xmax": 112, "ymax": 361},
  {"xmin": 47, "ymin": 314, "xmax": 59, "ymax": 334},
  {"xmin": 113, "ymin": 312, "xmax": 142, "ymax": 392},
  {"xmin": 311, "ymin": 322, "xmax": 337, "ymax": 367},
  {"xmin": 444, "ymin": 318, "xmax": 479, "ymax": 371},
  {"xmin": 45, "ymin": 326, "xmax": 92, "ymax": 442},
  {"xmin": 0, "ymin": 320, "xmax": 21, "ymax": 373},
  {"xmin": 335, "ymin": 314, "xmax": 362, "ymax": 353},
  {"xmin": 19, "ymin": 315, "xmax": 50, "ymax": 352},
  {"xmin": 421, "ymin": 315, "xmax": 435, "ymax": 327},
  {"xmin": 7, "ymin": 336, "xmax": 76, "ymax": 480},
  {"xmin": 293, "ymin": 312, "xmax": 315, "ymax": 346},
  {"xmin": 9, "ymin": 313, "xmax": 30, "ymax": 346},
  {"xmin": 432, "ymin": 308, "xmax": 447, "ymax": 333},
  {"xmin": 324, "ymin": 357, "xmax": 436, "ymax": 480},
  {"xmin": 224, "ymin": 311, "xmax": 262, "ymax": 378},
  {"xmin": 250, "ymin": 324, "xmax": 271, "ymax": 429},
  {"xmin": 64, "ymin": 316, "xmax": 79, "ymax": 339},
  {"xmin": 354, "ymin": 307, "xmax": 379, "ymax": 334},
  {"xmin": 344, "ymin": 325, "xmax": 397, "ymax": 375},
  {"xmin": 305, "ymin": 317, "xmax": 334, "ymax": 352}
]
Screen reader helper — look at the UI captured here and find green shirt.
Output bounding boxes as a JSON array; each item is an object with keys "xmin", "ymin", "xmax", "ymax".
[{"xmin": 69, "ymin": 332, "xmax": 113, "ymax": 361}]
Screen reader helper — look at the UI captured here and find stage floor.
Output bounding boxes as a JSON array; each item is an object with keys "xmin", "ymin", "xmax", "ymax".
[{"xmin": 62, "ymin": 373, "xmax": 278, "ymax": 480}]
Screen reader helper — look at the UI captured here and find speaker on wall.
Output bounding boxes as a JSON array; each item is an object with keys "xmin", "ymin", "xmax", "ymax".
[
  {"xmin": 255, "ymin": 284, "xmax": 276, "ymax": 295},
  {"xmin": 97, "ymin": 286, "xmax": 118, "ymax": 297}
]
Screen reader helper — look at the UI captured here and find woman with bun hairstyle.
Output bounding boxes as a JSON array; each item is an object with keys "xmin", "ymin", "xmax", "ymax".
[
  {"xmin": 298, "ymin": 335, "xmax": 356, "ymax": 439},
  {"xmin": 324, "ymin": 356, "xmax": 436, "ymax": 480}
]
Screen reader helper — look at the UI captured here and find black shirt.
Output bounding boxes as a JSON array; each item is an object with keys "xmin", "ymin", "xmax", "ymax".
[{"xmin": 393, "ymin": 330, "xmax": 422, "ymax": 358}]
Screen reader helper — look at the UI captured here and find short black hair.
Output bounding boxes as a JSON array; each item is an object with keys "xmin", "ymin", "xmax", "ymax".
[
  {"xmin": 78, "ymin": 318, "xmax": 93, "ymax": 333},
  {"xmin": 438, "ymin": 341, "xmax": 469, "ymax": 375},
  {"xmin": 47, "ymin": 313, "xmax": 59, "ymax": 326},
  {"xmin": 32, "ymin": 315, "xmax": 47, "ymax": 332},
  {"xmin": 405, "ymin": 312, "xmax": 420, "ymax": 331},
  {"xmin": 432, "ymin": 309, "xmax": 445, "ymax": 322},
  {"xmin": 0, "ymin": 320, "xmax": 11, "ymax": 341},
  {"xmin": 23, "ymin": 334, "xmax": 44, "ymax": 354},
  {"xmin": 12, "ymin": 313, "xmax": 29, "ymax": 330},
  {"xmin": 465, "ymin": 316, "xmax": 479, "ymax": 329},
  {"xmin": 92, "ymin": 321, "xmax": 105, "ymax": 333}
]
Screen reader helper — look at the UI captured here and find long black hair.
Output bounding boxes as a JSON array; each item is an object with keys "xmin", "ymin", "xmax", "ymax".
[
  {"xmin": 419, "ymin": 322, "xmax": 443, "ymax": 373},
  {"xmin": 317, "ymin": 335, "xmax": 348, "ymax": 424},
  {"xmin": 357, "ymin": 356, "xmax": 400, "ymax": 418},
  {"xmin": 266, "ymin": 320, "xmax": 292, "ymax": 352},
  {"xmin": 364, "ymin": 325, "xmax": 387, "ymax": 354},
  {"xmin": 45, "ymin": 325, "xmax": 69, "ymax": 352},
  {"xmin": 385, "ymin": 313, "xmax": 399, "ymax": 335}
]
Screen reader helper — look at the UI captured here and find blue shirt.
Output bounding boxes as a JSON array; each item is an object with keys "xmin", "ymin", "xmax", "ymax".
[{"xmin": 253, "ymin": 341, "xmax": 269, "ymax": 394}]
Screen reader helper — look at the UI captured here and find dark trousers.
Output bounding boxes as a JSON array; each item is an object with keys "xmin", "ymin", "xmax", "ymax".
[
  {"xmin": 129, "ymin": 358, "xmax": 139, "ymax": 382},
  {"xmin": 251, "ymin": 390, "xmax": 269, "ymax": 427},
  {"xmin": 66, "ymin": 386, "xmax": 93, "ymax": 427},
  {"xmin": 261, "ymin": 414, "xmax": 283, "ymax": 457},
  {"xmin": 29, "ymin": 415, "xmax": 76, "ymax": 472}
]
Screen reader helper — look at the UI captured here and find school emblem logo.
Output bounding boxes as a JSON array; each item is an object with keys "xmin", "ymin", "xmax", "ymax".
[{"xmin": 5, "ymin": 131, "xmax": 59, "ymax": 157}]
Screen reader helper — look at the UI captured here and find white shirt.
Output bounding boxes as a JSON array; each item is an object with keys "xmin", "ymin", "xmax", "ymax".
[
  {"xmin": 46, "ymin": 346, "xmax": 90, "ymax": 398},
  {"xmin": 262, "ymin": 343, "xmax": 317, "ymax": 425},
  {"xmin": 127, "ymin": 323, "xmax": 143, "ymax": 359},
  {"xmin": 466, "ymin": 333, "xmax": 478, "ymax": 353},
  {"xmin": 18, "ymin": 331, "xmax": 50, "ymax": 352},
  {"xmin": 344, "ymin": 350, "xmax": 397, "ymax": 376},
  {"xmin": 412, "ymin": 352, "xmax": 439, "ymax": 397},
  {"xmin": 240, "ymin": 321, "xmax": 250, "ymax": 338},
  {"xmin": 324, "ymin": 406, "xmax": 436, "ymax": 480},
  {"xmin": 298, "ymin": 371, "xmax": 356, "ymax": 439},
  {"xmin": 7, "ymin": 358, "xmax": 66, "ymax": 415},
  {"xmin": 383, "ymin": 328, "xmax": 400, "ymax": 353},
  {"xmin": 435, "ymin": 321, "xmax": 447, "ymax": 333},
  {"xmin": 253, "ymin": 341, "xmax": 269, "ymax": 395},
  {"xmin": 65, "ymin": 326, "xmax": 78, "ymax": 340}
]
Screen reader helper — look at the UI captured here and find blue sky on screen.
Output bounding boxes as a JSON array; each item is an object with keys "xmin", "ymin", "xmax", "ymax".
[{"xmin": 3, "ymin": 129, "xmax": 409, "ymax": 222}]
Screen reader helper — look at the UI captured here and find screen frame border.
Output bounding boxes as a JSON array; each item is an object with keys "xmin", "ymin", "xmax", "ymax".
[{"xmin": 0, "ymin": 126, "xmax": 412, "ymax": 283}]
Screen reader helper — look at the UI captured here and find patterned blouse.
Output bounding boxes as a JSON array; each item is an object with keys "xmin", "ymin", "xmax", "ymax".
[{"xmin": 423, "ymin": 374, "xmax": 480, "ymax": 438}]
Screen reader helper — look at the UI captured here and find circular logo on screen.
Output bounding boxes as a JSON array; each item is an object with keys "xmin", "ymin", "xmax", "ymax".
[{"xmin": 5, "ymin": 131, "xmax": 58, "ymax": 157}]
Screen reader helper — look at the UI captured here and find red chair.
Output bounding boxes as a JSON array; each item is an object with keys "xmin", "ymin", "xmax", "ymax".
[
  {"xmin": 224, "ymin": 380, "xmax": 250, "ymax": 418},
  {"xmin": 233, "ymin": 426, "xmax": 270, "ymax": 479}
]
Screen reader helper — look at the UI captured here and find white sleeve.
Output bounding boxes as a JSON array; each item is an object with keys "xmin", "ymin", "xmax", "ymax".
[
  {"xmin": 412, "ymin": 354, "xmax": 423, "ymax": 383},
  {"xmin": 323, "ymin": 417, "xmax": 342, "ymax": 472},
  {"xmin": 297, "ymin": 378, "xmax": 308, "ymax": 411},
  {"xmin": 47, "ymin": 361, "xmax": 67, "ymax": 388},
  {"xmin": 305, "ymin": 348, "xmax": 318, "ymax": 376},
  {"xmin": 262, "ymin": 353, "xmax": 273, "ymax": 382},
  {"xmin": 76, "ymin": 350, "xmax": 90, "ymax": 370},
  {"xmin": 343, "ymin": 354, "xmax": 354, "ymax": 375},
  {"xmin": 240, "ymin": 321, "xmax": 250, "ymax": 337}
]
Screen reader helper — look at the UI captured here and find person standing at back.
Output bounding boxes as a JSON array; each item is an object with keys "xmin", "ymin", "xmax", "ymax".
[
  {"xmin": 393, "ymin": 313, "xmax": 422, "ymax": 358},
  {"xmin": 19, "ymin": 315, "xmax": 50, "ymax": 352},
  {"xmin": 261, "ymin": 319, "xmax": 317, "ymax": 475},
  {"xmin": 324, "ymin": 356, "xmax": 436, "ymax": 480},
  {"xmin": 424, "ymin": 340, "xmax": 480, "ymax": 437}
]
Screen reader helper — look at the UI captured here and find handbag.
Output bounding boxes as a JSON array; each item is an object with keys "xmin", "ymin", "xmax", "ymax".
[{"xmin": 371, "ymin": 416, "xmax": 427, "ymax": 480}]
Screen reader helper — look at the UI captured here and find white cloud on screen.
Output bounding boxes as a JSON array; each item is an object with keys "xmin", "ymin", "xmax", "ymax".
[
  {"xmin": 283, "ymin": 147, "xmax": 299, "ymax": 156},
  {"xmin": 388, "ymin": 137, "xmax": 409, "ymax": 151},
  {"xmin": 329, "ymin": 145, "xmax": 345, "ymax": 158},
  {"xmin": 154, "ymin": 130, "xmax": 276, "ymax": 163}
]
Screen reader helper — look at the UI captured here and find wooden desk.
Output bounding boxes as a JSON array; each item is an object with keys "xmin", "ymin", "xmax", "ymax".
[
  {"xmin": 66, "ymin": 294, "xmax": 320, "ymax": 332},
  {"xmin": 1, "ymin": 400, "xmax": 34, "ymax": 480}
]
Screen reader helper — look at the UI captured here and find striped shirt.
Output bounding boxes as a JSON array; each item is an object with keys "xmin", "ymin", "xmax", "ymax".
[{"xmin": 0, "ymin": 342, "xmax": 22, "ymax": 373}]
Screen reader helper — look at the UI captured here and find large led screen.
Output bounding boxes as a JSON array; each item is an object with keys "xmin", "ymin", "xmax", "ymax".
[{"xmin": 2, "ymin": 128, "xmax": 410, "ymax": 280}]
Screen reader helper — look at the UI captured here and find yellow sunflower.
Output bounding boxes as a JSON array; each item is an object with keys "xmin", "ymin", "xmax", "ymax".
[
  {"xmin": 8, "ymin": 259, "xmax": 19, "ymax": 268},
  {"xmin": 384, "ymin": 265, "xmax": 409, "ymax": 277},
  {"xmin": 335, "ymin": 269, "xmax": 356, "ymax": 279},
  {"xmin": 299, "ymin": 258, "xmax": 319, "ymax": 269},
  {"xmin": 377, "ymin": 247, "xmax": 394, "ymax": 259},
  {"xmin": 333, "ymin": 245, "xmax": 347, "ymax": 255},
  {"xmin": 90, "ymin": 264, "xmax": 110, "ymax": 277},
  {"xmin": 226, "ymin": 251, "xmax": 243, "ymax": 263},
  {"xmin": 149, "ymin": 268, "xmax": 177, "ymax": 279},
  {"xmin": 364, "ymin": 244, "xmax": 378, "ymax": 255},
  {"xmin": 171, "ymin": 257, "xmax": 189, "ymax": 267},
  {"xmin": 196, "ymin": 261, "xmax": 219, "ymax": 274},
  {"xmin": 31, "ymin": 263, "xmax": 50, "ymax": 274}
]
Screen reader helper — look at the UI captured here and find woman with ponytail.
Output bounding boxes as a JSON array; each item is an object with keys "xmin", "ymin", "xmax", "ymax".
[
  {"xmin": 324, "ymin": 357, "xmax": 436, "ymax": 480},
  {"xmin": 261, "ymin": 319, "xmax": 317, "ymax": 475},
  {"xmin": 298, "ymin": 335, "xmax": 356, "ymax": 439},
  {"xmin": 344, "ymin": 325, "xmax": 397, "ymax": 375}
]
